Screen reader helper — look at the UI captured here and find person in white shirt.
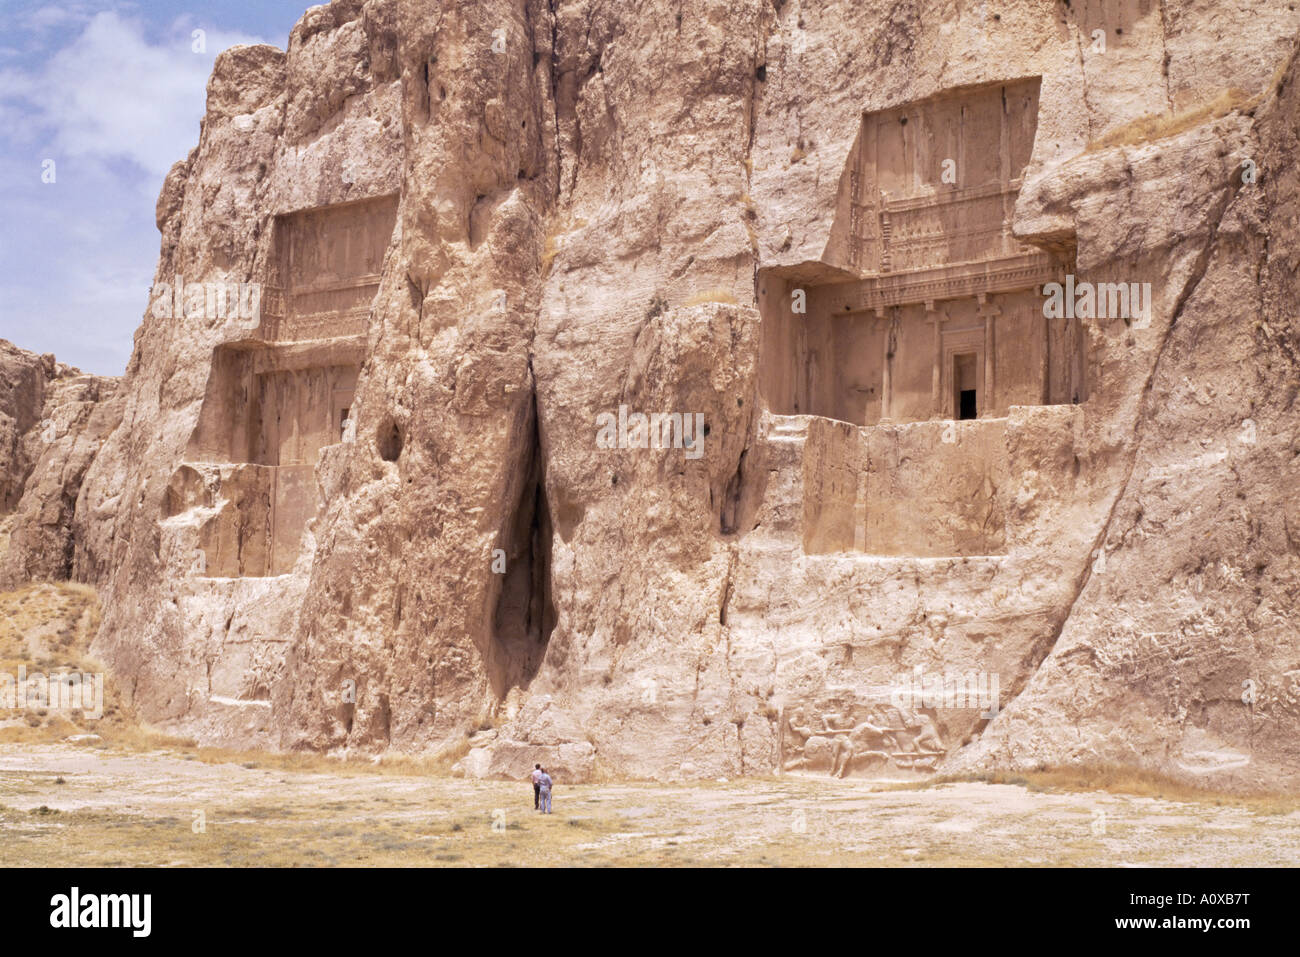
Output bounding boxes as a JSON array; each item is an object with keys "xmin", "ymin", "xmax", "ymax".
[
  {"xmin": 537, "ymin": 769, "xmax": 554, "ymax": 814},
  {"xmin": 530, "ymin": 764, "xmax": 543, "ymax": 810}
]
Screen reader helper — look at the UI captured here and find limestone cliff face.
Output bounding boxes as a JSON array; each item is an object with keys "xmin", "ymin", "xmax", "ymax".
[
  {"xmin": 31, "ymin": 0, "xmax": 1299, "ymax": 791},
  {"xmin": 0, "ymin": 341, "xmax": 122, "ymax": 590},
  {"xmin": 0, "ymin": 342, "xmax": 49, "ymax": 514},
  {"xmin": 953, "ymin": 32, "xmax": 1300, "ymax": 788}
]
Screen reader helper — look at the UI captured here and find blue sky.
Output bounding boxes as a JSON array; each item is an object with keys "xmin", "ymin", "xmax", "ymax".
[{"xmin": 0, "ymin": 0, "xmax": 315, "ymax": 375}]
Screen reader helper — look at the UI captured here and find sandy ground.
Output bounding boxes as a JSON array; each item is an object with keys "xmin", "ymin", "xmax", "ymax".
[{"xmin": 1, "ymin": 743, "xmax": 1298, "ymax": 866}]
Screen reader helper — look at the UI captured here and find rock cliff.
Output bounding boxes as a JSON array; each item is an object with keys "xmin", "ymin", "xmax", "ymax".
[
  {"xmin": 0, "ymin": 341, "xmax": 121, "ymax": 590},
  {"xmin": 4, "ymin": 0, "xmax": 1298, "ymax": 791}
]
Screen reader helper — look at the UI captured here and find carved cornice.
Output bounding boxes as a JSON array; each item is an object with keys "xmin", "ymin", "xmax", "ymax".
[
  {"xmin": 881, "ymin": 178, "xmax": 1022, "ymax": 214},
  {"xmin": 810, "ymin": 251, "xmax": 1056, "ymax": 314}
]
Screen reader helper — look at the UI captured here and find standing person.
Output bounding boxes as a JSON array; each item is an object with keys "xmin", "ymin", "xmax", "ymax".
[
  {"xmin": 530, "ymin": 764, "xmax": 543, "ymax": 811},
  {"xmin": 537, "ymin": 767, "xmax": 554, "ymax": 814}
]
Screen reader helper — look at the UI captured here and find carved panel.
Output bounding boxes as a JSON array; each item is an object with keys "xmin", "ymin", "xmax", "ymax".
[
  {"xmin": 267, "ymin": 194, "xmax": 397, "ymax": 341},
  {"xmin": 779, "ymin": 700, "xmax": 946, "ymax": 776},
  {"xmin": 847, "ymin": 78, "xmax": 1041, "ymax": 277}
]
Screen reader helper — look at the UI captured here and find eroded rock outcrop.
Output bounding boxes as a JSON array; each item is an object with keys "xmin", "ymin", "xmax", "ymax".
[
  {"xmin": 0, "ymin": 342, "xmax": 51, "ymax": 514},
  {"xmin": 952, "ymin": 34, "xmax": 1300, "ymax": 789},
  {"xmin": 17, "ymin": 0, "xmax": 1294, "ymax": 791},
  {"xmin": 0, "ymin": 340, "xmax": 122, "ymax": 589}
]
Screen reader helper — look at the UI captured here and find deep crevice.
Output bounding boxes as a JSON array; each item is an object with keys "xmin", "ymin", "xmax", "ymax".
[
  {"xmin": 489, "ymin": 381, "xmax": 556, "ymax": 699},
  {"xmin": 720, "ymin": 448, "xmax": 748, "ymax": 534}
]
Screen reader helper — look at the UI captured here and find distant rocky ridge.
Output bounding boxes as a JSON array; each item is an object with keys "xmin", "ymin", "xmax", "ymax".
[{"xmin": 0, "ymin": 340, "xmax": 122, "ymax": 591}]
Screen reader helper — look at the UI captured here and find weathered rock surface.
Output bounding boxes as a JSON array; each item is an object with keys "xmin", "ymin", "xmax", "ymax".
[
  {"xmin": 0, "ymin": 341, "xmax": 122, "ymax": 589},
  {"xmin": 952, "ymin": 32, "xmax": 1300, "ymax": 789},
  {"xmin": 3, "ymin": 0, "xmax": 1297, "ymax": 792},
  {"xmin": 0, "ymin": 341, "xmax": 50, "ymax": 513}
]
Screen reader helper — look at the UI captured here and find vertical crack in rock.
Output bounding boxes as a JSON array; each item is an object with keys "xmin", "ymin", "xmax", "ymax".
[
  {"xmin": 719, "ymin": 447, "xmax": 748, "ymax": 535},
  {"xmin": 719, "ymin": 565, "xmax": 732, "ymax": 626},
  {"xmin": 488, "ymin": 374, "xmax": 555, "ymax": 700},
  {"xmin": 1157, "ymin": 0, "xmax": 1175, "ymax": 113},
  {"xmin": 992, "ymin": 174, "xmax": 1245, "ymax": 726},
  {"xmin": 1070, "ymin": 18, "xmax": 1097, "ymax": 143},
  {"xmin": 545, "ymin": 0, "xmax": 563, "ymax": 200}
]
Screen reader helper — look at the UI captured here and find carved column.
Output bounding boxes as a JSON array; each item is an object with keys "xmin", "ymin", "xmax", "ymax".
[
  {"xmin": 879, "ymin": 210, "xmax": 892, "ymax": 274},
  {"xmin": 928, "ymin": 300, "xmax": 940, "ymax": 416},
  {"xmin": 977, "ymin": 293, "xmax": 1001, "ymax": 416},
  {"xmin": 853, "ymin": 446, "xmax": 868, "ymax": 551},
  {"xmin": 849, "ymin": 169, "xmax": 862, "ymax": 270},
  {"xmin": 1041, "ymin": 302, "xmax": 1051, "ymax": 405},
  {"xmin": 879, "ymin": 310, "xmax": 895, "ymax": 422},
  {"xmin": 795, "ymin": 312, "xmax": 808, "ymax": 414}
]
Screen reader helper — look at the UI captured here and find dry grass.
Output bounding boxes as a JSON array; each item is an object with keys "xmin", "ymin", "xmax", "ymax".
[
  {"xmin": 0, "ymin": 582, "xmax": 193, "ymax": 750},
  {"xmin": 0, "ymin": 583, "xmax": 521, "ymax": 778},
  {"xmin": 906, "ymin": 764, "xmax": 1300, "ymax": 812},
  {"xmin": 1087, "ymin": 89, "xmax": 1254, "ymax": 151},
  {"xmin": 180, "ymin": 745, "xmax": 465, "ymax": 778},
  {"xmin": 3, "ymin": 748, "xmax": 1297, "ymax": 867},
  {"xmin": 0, "ymin": 792, "xmax": 629, "ymax": 868},
  {"xmin": 0, "ymin": 581, "xmax": 100, "ymax": 658},
  {"xmin": 4, "ymin": 586, "xmax": 1296, "ymax": 868}
]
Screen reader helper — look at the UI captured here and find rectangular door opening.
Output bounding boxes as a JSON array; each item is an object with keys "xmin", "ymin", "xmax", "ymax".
[{"xmin": 954, "ymin": 352, "xmax": 978, "ymax": 420}]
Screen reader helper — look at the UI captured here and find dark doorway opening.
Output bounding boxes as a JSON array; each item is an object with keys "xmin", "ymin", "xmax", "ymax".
[{"xmin": 953, "ymin": 352, "xmax": 978, "ymax": 420}]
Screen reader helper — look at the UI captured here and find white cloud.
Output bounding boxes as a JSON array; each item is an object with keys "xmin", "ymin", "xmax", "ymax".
[
  {"xmin": 1, "ymin": 10, "xmax": 268, "ymax": 177},
  {"xmin": 0, "ymin": 7, "xmax": 277, "ymax": 374},
  {"xmin": 26, "ymin": 5, "xmax": 92, "ymax": 33}
]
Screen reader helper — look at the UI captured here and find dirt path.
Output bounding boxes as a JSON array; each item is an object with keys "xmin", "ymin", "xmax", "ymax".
[{"xmin": 1, "ymin": 744, "xmax": 1297, "ymax": 866}]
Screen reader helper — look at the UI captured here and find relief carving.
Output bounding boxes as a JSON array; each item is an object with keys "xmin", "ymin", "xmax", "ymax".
[{"xmin": 780, "ymin": 701, "xmax": 946, "ymax": 777}]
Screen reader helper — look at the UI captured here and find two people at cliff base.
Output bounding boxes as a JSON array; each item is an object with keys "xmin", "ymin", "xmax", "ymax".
[{"xmin": 530, "ymin": 763, "xmax": 554, "ymax": 814}]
